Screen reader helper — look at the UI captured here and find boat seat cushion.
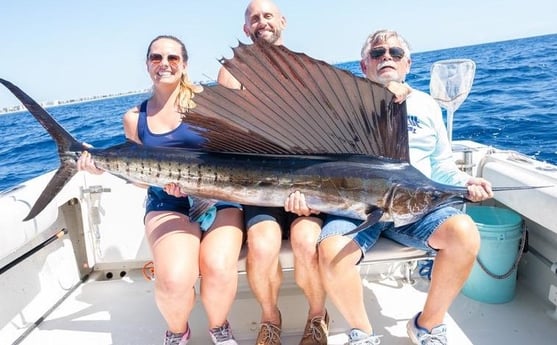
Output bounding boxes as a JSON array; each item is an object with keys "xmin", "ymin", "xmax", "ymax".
[{"xmin": 236, "ymin": 236, "xmax": 433, "ymax": 273}]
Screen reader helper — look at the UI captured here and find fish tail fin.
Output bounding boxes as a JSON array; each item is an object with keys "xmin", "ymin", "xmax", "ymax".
[
  {"xmin": 23, "ymin": 160, "xmax": 78, "ymax": 221},
  {"xmin": 0, "ymin": 78, "xmax": 84, "ymax": 220},
  {"xmin": 0, "ymin": 78, "xmax": 83, "ymax": 153}
]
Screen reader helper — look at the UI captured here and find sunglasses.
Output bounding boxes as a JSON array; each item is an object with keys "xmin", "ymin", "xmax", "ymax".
[
  {"xmin": 148, "ymin": 53, "xmax": 182, "ymax": 66},
  {"xmin": 369, "ymin": 46, "xmax": 405, "ymax": 60}
]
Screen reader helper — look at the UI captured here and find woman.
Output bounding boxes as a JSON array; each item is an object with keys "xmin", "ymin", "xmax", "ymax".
[{"xmin": 78, "ymin": 35, "xmax": 244, "ymax": 345}]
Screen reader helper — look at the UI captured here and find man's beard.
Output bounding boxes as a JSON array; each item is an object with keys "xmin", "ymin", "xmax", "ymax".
[{"xmin": 250, "ymin": 31, "xmax": 281, "ymax": 45}]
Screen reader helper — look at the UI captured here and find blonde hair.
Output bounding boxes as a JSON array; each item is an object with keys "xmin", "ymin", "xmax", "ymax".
[
  {"xmin": 146, "ymin": 35, "xmax": 202, "ymax": 113},
  {"xmin": 176, "ymin": 70, "xmax": 202, "ymax": 113}
]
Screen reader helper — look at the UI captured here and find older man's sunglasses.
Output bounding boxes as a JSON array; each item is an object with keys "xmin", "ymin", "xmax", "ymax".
[{"xmin": 369, "ymin": 47, "xmax": 405, "ymax": 60}]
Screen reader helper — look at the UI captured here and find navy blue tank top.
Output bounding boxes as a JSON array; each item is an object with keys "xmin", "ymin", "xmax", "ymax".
[
  {"xmin": 137, "ymin": 100, "xmax": 206, "ymax": 148},
  {"xmin": 138, "ymin": 100, "xmax": 240, "ymax": 223}
]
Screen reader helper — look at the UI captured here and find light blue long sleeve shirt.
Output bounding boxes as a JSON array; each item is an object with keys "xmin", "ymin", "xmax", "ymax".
[{"xmin": 406, "ymin": 88, "xmax": 471, "ymax": 187}]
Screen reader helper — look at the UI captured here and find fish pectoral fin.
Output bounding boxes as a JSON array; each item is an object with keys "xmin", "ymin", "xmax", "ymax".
[
  {"xmin": 188, "ymin": 197, "xmax": 218, "ymax": 231},
  {"xmin": 343, "ymin": 208, "xmax": 383, "ymax": 236}
]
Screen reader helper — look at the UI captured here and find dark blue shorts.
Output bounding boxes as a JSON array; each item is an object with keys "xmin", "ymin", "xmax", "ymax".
[
  {"xmin": 145, "ymin": 187, "xmax": 241, "ymax": 230},
  {"xmin": 244, "ymin": 205, "xmax": 327, "ymax": 239}
]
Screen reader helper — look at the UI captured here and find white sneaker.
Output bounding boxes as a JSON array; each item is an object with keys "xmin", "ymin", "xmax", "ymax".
[
  {"xmin": 163, "ymin": 325, "xmax": 191, "ymax": 345},
  {"xmin": 209, "ymin": 321, "xmax": 238, "ymax": 345},
  {"xmin": 345, "ymin": 328, "xmax": 381, "ymax": 345},
  {"xmin": 407, "ymin": 312, "xmax": 447, "ymax": 345}
]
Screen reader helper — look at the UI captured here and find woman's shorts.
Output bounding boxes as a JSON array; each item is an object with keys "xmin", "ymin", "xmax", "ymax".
[{"xmin": 145, "ymin": 186, "xmax": 241, "ymax": 231}]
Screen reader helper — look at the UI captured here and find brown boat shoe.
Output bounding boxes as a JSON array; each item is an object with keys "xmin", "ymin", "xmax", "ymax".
[
  {"xmin": 255, "ymin": 313, "xmax": 282, "ymax": 345},
  {"xmin": 299, "ymin": 310, "xmax": 330, "ymax": 345}
]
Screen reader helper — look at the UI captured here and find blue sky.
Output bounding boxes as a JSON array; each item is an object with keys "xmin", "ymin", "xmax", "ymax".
[{"xmin": 1, "ymin": 0, "xmax": 555, "ymax": 109}]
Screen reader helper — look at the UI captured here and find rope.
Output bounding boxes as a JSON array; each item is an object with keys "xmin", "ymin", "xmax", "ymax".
[{"xmin": 475, "ymin": 223, "xmax": 527, "ymax": 280}]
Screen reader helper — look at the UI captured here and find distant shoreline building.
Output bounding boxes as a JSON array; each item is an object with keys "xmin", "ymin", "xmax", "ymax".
[{"xmin": 0, "ymin": 89, "xmax": 150, "ymax": 115}]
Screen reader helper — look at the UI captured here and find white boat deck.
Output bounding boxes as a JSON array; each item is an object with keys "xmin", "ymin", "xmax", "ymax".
[{"xmin": 11, "ymin": 260, "xmax": 557, "ymax": 345}]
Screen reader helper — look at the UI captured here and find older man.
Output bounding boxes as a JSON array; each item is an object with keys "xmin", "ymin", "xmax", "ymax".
[{"xmin": 317, "ymin": 29, "xmax": 493, "ymax": 345}]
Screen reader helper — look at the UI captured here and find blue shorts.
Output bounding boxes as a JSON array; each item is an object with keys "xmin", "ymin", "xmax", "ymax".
[
  {"xmin": 318, "ymin": 206, "xmax": 464, "ymax": 255},
  {"xmin": 145, "ymin": 187, "xmax": 241, "ymax": 230},
  {"xmin": 244, "ymin": 205, "xmax": 327, "ymax": 239}
]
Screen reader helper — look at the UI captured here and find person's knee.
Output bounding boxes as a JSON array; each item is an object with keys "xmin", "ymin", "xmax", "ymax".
[
  {"xmin": 454, "ymin": 214, "xmax": 480, "ymax": 253},
  {"xmin": 435, "ymin": 214, "xmax": 480, "ymax": 255},
  {"xmin": 156, "ymin": 270, "xmax": 195, "ymax": 295},
  {"xmin": 318, "ymin": 237, "xmax": 352, "ymax": 276},
  {"xmin": 201, "ymin": 255, "xmax": 238, "ymax": 280},
  {"xmin": 290, "ymin": 229, "xmax": 319, "ymax": 259},
  {"xmin": 247, "ymin": 222, "xmax": 282, "ymax": 259},
  {"xmin": 201, "ymin": 268, "xmax": 238, "ymax": 287}
]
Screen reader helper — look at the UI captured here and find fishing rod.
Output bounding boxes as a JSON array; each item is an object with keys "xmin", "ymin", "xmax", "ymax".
[{"xmin": 0, "ymin": 228, "xmax": 68, "ymax": 275}]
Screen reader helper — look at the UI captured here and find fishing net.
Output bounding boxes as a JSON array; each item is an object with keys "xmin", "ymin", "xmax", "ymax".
[{"xmin": 429, "ymin": 59, "xmax": 476, "ymax": 113}]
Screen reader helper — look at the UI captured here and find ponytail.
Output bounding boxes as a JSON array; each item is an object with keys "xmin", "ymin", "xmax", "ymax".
[{"xmin": 176, "ymin": 71, "xmax": 203, "ymax": 113}]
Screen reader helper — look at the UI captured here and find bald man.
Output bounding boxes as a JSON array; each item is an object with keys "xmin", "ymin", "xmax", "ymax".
[{"xmin": 217, "ymin": 2, "xmax": 329, "ymax": 345}]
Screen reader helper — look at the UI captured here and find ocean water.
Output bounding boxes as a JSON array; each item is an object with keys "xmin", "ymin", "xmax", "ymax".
[{"xmin": 1, "ymin": 34, "xmax": 556, "ymax": 192}]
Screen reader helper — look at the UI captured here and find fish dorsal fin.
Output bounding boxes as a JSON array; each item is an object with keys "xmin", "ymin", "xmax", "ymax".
[
  {"xmin": 184, "ymin": 105, "xmax": 293, "ymax": 155},
  {"xmin": 187, "ymin": 42, "xmax": 409, "ymax": 160}
]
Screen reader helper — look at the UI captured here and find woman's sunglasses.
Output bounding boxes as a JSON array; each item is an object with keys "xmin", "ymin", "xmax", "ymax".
[
  {"xmin": 369, "ymin": 47, "xmax": 405, "ymax": 60},
  {"xmin": 148, "ymin": 53, "xmax": 181, "ymax": 67}
]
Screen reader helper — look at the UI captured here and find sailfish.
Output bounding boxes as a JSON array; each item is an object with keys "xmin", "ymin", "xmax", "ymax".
[{"xmin": 0, "ymin": 43, "xmax": 532, "ymax": 226}]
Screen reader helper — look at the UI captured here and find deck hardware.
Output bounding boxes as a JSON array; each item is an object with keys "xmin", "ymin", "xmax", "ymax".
[
  {"xmin": 81, "ymin": 185, "xmax": 111, "ymax": 257},
  {"xmin": 529, "ymin": 246, "xmax": 557, "ymax": 276},
  {"xmin": 454, "ymin": 149, "xmax": 475, "ymax": 175},
  {"xmin": 548, "ymin": 284, "xmax": 557, "ymax": 320}
]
